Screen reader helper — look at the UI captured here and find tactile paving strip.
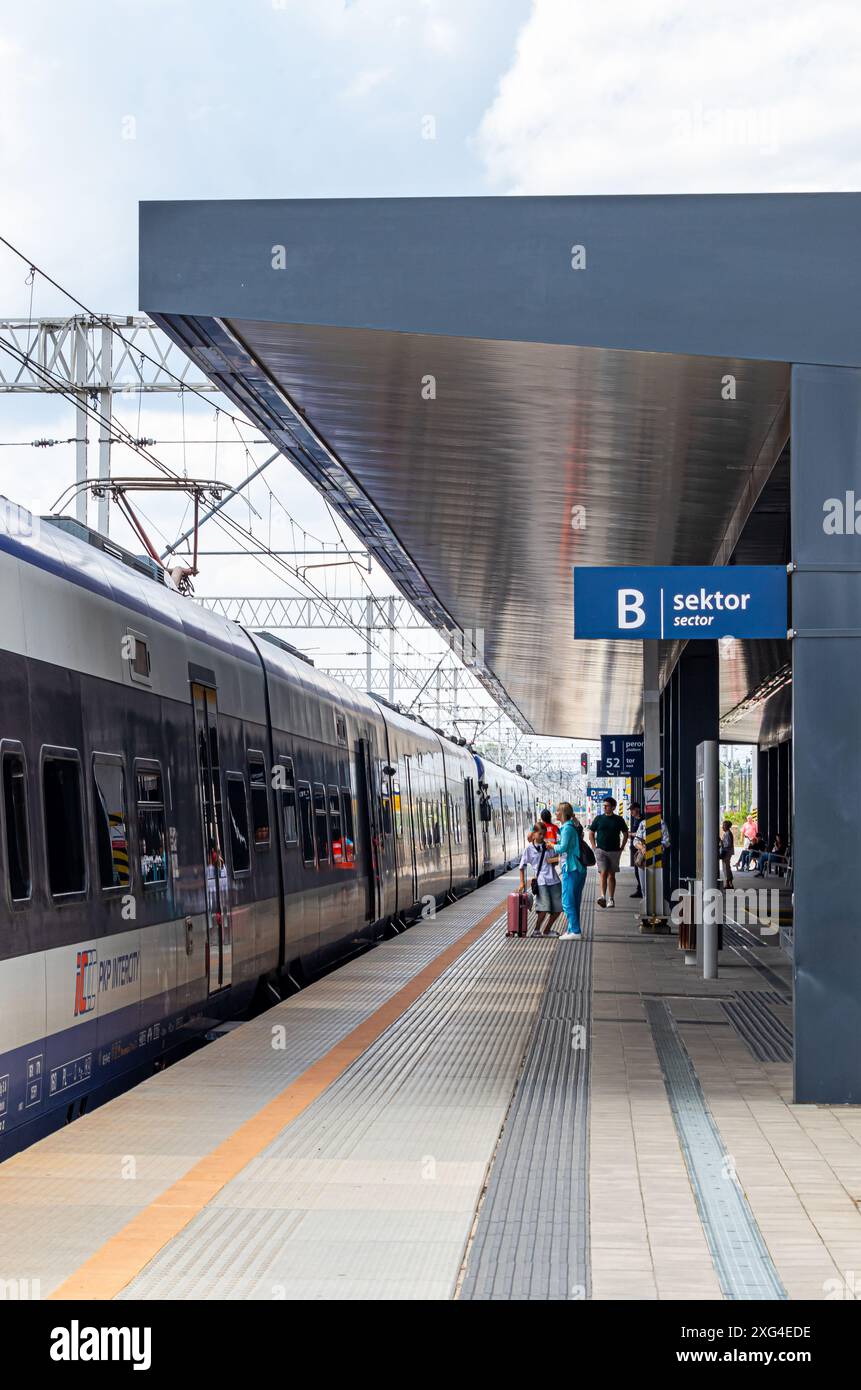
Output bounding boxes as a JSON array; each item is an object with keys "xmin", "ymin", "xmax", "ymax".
[
  {"xmin": 120, "ymin": 904, "xmax": 556, "ymax": 1301},
  {"xmin": 0, "ymin": 874, "xmax": 518, "ymax": 1295},
  {"xmin": 721, "ymin": 921, "xmax": 792, "ymax": 1000},
  {"xmin": 644, "ymin": 997, "xmax": 787, "ymax": 1300},
  {"xmin": 458, "ymin": 875, "xmax": 595, "ymax": 1301},
  {"xmin": 721, "ymin": 991, "xmax": 793, "ymax": 1063}
]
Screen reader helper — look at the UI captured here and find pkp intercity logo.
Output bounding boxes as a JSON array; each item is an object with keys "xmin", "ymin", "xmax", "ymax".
[{"xmin": 74, "ymin": 948, "xmax": 98, "ymax": 1016}]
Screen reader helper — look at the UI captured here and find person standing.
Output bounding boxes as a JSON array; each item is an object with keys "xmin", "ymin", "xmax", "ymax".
[
  {"xmin": 719, "ymin": 820, "xmax": 735, "ymax": 888},
  {"xmin": 628, "ymin": 800, "xmax": 643, "ymax": 899},
  {"xmin": 588, "ymin": 796, "xmax": 628, "ymax": 909},
  {"xmin": 518, "ymin": 823, "xmax": 562, "ymax": 937},
  {"xmin": 555, "ymin": 802, "xmax": 587, "ymax": 939},
  {"xmin": 735, "ymin": 810, "xmax": 758, "ymax": 871},
  {"xmin": 539, "ymin": 807, "xmax": 559, "ymax": 845}
]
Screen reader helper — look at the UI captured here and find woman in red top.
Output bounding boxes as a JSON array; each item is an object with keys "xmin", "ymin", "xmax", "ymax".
[{"xmin": 539, "ymin": 808, "xmax": 559, "ymax": 844}]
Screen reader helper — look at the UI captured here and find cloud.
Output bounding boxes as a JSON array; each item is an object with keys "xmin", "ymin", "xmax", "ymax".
[
  {"xmin": 342, "ymin": 66, "xmax": 394, "ymax": 100},
  {"xmin": 477, "ymin": 0, "xmax": 861, "ymax": 193}
]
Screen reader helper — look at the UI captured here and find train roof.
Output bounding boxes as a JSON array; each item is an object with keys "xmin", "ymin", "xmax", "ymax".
[{"xmin": 0, "ymin": 499, "xmax": 539, "ymax": 792}]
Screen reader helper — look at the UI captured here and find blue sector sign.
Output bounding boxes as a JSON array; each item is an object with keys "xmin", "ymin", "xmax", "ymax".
[
  {"xmin": 588, "ymin": 786, "xmax": 613, "ymax": 801},
  {"xmin": 572, "ymin": 566, "xmax": 787, "ymax": 640}
]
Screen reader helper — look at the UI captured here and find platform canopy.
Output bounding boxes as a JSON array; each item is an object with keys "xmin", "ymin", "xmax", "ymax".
[{"xmin": 139, "ymin": 194, "xmax": 861, "ymax": 738}]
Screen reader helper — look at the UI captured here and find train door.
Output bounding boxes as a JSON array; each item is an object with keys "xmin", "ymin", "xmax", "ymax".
[
  {"xmin": 464, "ymin": 776, "xmax": 478, "ymax": 879},
  {"xmin": 403, "ymin": 755, "xmax": 419, "ymax": 903},
  {"xmin": 499, "ymin": 789, "xmax": 507, "ymax": 862},
  {"xmin": 356, "ymin": 737, "xmax": 381, "ymax": 922},
  {"xmin": 191, "ymin": 683, "xmax": 232, "ymax": 993}
]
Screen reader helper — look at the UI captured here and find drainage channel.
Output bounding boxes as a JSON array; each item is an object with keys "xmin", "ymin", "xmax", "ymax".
[{"xmin": 644, "ymin": 997, "xmax": 787, "ymax": 1301}]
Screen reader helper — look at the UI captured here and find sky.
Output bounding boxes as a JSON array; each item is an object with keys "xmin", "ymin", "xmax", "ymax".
[{"xmin": 0, "ymin": 0, "xmax": 857, "ymax": 747}]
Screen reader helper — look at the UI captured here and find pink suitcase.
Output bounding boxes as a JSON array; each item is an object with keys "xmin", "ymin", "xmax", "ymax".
[{"xmin": 506, "ymin": 891, "xmax": 529, "ymax": 937}]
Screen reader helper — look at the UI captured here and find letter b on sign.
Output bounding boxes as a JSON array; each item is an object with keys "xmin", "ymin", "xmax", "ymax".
[{"xmin": 618, "ymin": 589, "xmax": 646, "ymax": 630}]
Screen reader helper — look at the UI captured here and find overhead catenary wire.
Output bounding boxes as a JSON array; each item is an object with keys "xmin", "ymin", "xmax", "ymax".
[
  {"xmin": 0, "ymin": 232, "xmax": 262, "ymax": 444},
  {"xmin": 0, "ymin": 236, "xmax": 506, "ymax": 739}
]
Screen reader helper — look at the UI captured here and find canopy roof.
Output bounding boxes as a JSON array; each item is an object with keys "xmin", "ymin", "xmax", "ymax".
[{"xmin": 140, "ymin": 194, "xmax": 861, "ymax": 738}]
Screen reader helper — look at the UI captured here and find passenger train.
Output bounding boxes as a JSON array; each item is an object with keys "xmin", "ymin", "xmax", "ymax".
[{"xmin": 0, "ymin": 500, "xmax": 540, "ymax": 1157}]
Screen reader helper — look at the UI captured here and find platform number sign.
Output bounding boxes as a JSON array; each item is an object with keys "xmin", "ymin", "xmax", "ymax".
[{"xmin": 600, "ymin": 735, "xmax": 644, "ymax": 777}]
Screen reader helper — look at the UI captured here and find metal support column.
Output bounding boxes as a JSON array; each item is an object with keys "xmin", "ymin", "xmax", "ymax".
[
  {"xmin": 756, "ymin": 746, "xmax": 769, "ymax": 838},
  {"xmin": 365, "ymin": 594, "xmax": 373, "ymax": 694},
  {"xmin": 791, "ymin": 363, "xmax": 861, "ymax": 1103},
  {"xmin": 72, "ymin": 319, "xmax": 88, "ymax": 526},
  {"xmin": 97, "ymin": 324, "xmax": 113, "ymax": 535},
  {"xmin": 387, "ymin": 595, "xmax": 395, "ymax": 704}
]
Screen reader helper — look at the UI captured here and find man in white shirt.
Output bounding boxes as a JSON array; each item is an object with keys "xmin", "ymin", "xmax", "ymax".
[{"xmin": 519, "ymin": 824, "xmax": 562, "ymax": 937}]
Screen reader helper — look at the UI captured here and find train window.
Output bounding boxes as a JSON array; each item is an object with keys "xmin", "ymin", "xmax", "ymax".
[
  {"xmin": 378, "ymin": 764, "xmax": 393, "ymax": 836},
  {"xmin": 391, "ymin": 775, "xmax": 403, "ymax": 837},
  {"xmin": 449, "ymin": 792, "xmax": 462, "ymax": 846},
  {"xmin": 328, "ymin": 785, "xmax": 344, "ymax": 864},
  {"xmin": 226, "ymin": 774, "xmax": 251, "ymax": 876},
  {"xmin": 297, "ymin": 782, "xmax": 315, "ymax": 865},
  {"xmin": 126, "ymin": 630, "xmax": 151, "ymax": 685},
  {"xmin": 340, "ymin": 787, "xmax": 355, "ymax": 864},
  {"xmin": 313, "ymin": 783, "xmax": 330, "ymax": 863},
  {"xmin": 43, "ymin": 751, "xmax": 86, "ymax": 897},
  {"xmin": 247, "ymin": 752, "xmax": 270, "ymax": 848},
  {"xmin": 135, "ymin": 764, "xmax": 167, "ymax": 888},
  {"xmin": 2, "ymin": 748, "xmax": 31, "ymax": 902},
  {"xmin": 278, "ymin": 755, "xmax": 298, "ymax": 846},
  {"xmin": 92, "ymin": 756, "xmax": 130, "ymax": 890}
]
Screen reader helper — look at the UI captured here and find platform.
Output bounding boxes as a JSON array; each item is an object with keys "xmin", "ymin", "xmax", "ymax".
[{"xmin": 2, "ymin": 868, "xmax": 861, "ymax": 1301}]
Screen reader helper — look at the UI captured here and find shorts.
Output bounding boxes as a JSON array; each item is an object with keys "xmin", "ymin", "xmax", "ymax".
[
  {"xmin": 535, "ymin": 880, "xmax": 563, "ymax": 914},
  {"xmin": 595, "ymin": 848, "xmax": 622, "ymax": 874}
]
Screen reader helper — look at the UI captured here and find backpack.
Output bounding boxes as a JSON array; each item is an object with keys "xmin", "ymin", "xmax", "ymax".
[{"xmin": 576, "ymin": 825, "xmax": 596, "ymax": 867}]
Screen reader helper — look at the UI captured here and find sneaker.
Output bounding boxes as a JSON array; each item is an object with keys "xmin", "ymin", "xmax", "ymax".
[
  {"xmin": 597, "ymin": 896, "xmax": 606, "ymax": 909},
  {"xmin": 629, "ymin": 890, "xmax": 643, "ymax": 899},
  {"xmin": 558, "ymin": 929, "xmax": 581, "ymax": 940},
  {"xmin": 607, "ymin": 898, "xmax": 615, "ymax": 908},
  {"xmin": 541, "ymin": 931, "xmax": 559, "ymax": 938}
]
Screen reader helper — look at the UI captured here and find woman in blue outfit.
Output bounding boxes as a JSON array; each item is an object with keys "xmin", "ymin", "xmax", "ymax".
[{"xmin": 554, "ymin": 802, "xmax": 587, "ymax": 939}]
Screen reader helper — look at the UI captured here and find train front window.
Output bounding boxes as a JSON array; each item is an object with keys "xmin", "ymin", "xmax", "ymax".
[
  {"xmin": 226, "ymin": 774, "xmax": 251, "ymax": 876},
  {"xmin": 92, "ymin": 756, "xmax": 130, "ymax": 889},
  {"xmin": 329, "ymin": 785, "xmax": 343, "ymax": 863},
  {"xmin": 297, "ymin": 782, "xmax": 315, "ymax": 865},
  {"xmin": 2, "ymin": 750, "xmax": 31, "ymax": 902},
  {"xmin": 136, "ymin": 765, "xmax": 167, "ymax": 888},
  {"xmin": 43, "ymin": 753, "xmax": 86, "ymax": 897},
  {"xmin": 247, "ymin": 752, "xmax": 270, "ymax": 848},
  {"xmin": 313, "ymin": 782, "xmax": 330, "ymax": 863}
]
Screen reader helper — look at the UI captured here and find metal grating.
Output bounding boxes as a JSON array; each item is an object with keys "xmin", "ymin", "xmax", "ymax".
[
  {"xmin": 645, "ymin": 997, "xmax": 786, "ymax": 1300},
  {"xmin": 458, "ymin": 875, "xmax": 595, "ymax": 1301}
]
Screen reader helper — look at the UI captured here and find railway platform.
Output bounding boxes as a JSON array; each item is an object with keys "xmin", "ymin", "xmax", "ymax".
[{"xmin": 2, "ymin": 868, "xmax": 861, "ymax": 1302}]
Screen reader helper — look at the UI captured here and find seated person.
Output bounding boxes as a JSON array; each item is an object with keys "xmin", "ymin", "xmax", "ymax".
[{"xmin": 754, "ymin": 834, "xmax": 788, "ymax": 877}]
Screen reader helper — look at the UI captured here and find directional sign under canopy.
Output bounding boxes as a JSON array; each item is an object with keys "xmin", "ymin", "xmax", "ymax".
[
  {"xmin": 601, "ymin": 734, "xmax": 644, "ymax": 777},
  {"xmin": 588, "ymin": 785, "xmax": 613, "ymax": 801},
  {"xmin": 572, "ymin": 565, "xmax": 787, "ymax": 640}
]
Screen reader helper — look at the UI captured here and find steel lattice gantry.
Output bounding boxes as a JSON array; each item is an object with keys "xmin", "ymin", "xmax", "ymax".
[{"xmin": 0, "ymin": 316, "xmax": 219, "ymax": 533}]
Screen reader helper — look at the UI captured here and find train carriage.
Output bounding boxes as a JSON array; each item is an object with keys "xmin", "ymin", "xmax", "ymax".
[{"xmin": 0, "ymin": 504, "xmax": 539, "ymax": 1157}]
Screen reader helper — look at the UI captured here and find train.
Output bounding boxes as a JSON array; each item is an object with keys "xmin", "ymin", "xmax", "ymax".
[{"xmin": 0, "ymin": 499, "xmax": 541, "ymax": 1158}]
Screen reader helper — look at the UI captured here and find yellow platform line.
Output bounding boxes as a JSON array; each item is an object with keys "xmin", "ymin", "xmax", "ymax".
[{"xmin": 48, "ymin": 895, "xmax": 509, "ymax": 1301}]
